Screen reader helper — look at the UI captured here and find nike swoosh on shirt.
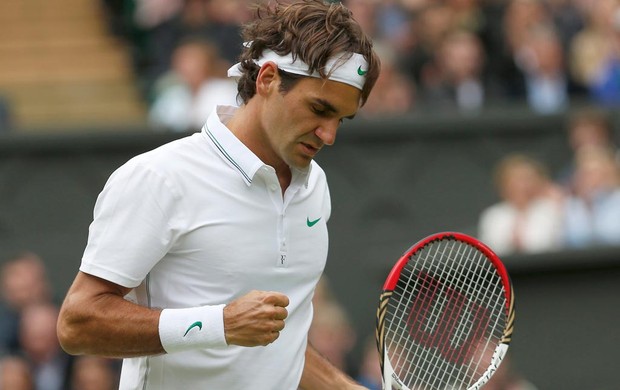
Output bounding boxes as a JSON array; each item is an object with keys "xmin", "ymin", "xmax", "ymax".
[{"xmin": 307, "ymin": 217, "xmax": 321, "ymax": 227}]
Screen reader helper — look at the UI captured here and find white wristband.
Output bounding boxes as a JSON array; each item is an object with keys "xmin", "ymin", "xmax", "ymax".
[{"xmin": 158, "ymin": 304, "xmax": 227, "ymax": 353}]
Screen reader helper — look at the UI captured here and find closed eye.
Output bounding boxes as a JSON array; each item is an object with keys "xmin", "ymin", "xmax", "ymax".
[
  {"xmin": 310, "ymin": 99, "xmax": 356, "ymax": 123},
  {"xmin": 311, "ymin": 105, "xmax": 330, "ymax": 117}
]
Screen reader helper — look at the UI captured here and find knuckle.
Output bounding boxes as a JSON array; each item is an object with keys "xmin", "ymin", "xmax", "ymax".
[{"xmin": 261, "ymin": 332, "xmax": 278, "ymax": 346}]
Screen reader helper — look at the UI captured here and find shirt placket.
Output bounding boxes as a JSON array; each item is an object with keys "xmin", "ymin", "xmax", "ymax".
[{"xmin": 261, "ymin": 166, "xmax": 289, "ymax": 268}]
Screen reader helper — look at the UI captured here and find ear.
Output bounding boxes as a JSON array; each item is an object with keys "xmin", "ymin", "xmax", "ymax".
[{"xmin": 255, "ymin": 62, "xmax": 280, "ymax": 97}]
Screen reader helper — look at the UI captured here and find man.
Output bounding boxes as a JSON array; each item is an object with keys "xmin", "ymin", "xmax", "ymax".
[{"xmin": 57, "ymin": 1, "xmax": 380, "ymax": 389}]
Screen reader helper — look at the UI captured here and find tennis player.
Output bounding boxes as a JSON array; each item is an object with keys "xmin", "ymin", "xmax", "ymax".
[{"xmin": 57, "ymin": 0, "xmax": 380, "ymax": 389}]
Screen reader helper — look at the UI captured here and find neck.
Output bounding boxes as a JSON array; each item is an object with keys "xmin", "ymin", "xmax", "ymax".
[{"xmin": 226, "ymin": 103, "xmax": 292, "ymax": 189}]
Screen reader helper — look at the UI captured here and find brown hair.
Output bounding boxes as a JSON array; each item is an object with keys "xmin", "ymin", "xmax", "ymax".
[
  {"xmin": 568, "ymin": 107, "xmax": 610, "ymax": 133},
  {"xmin": 493, "ymin": 153, "xmax": 549, "ymax": 190},
  {"xmin": 235, "ymin": 0, "xmax": 380, "ymax": 105}
]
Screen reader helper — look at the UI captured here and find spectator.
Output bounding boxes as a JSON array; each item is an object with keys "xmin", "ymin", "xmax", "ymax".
[
  {"xmin": 547, "ymin": 0, "xmax": 585, "ymax": 52},
  {"xmin": 500, "ymin": 0, "xmax": 554, "ymax": 102},
  {"xmin": 590, "ymin": 5, "xmax": 620, "ymax": 105},
  {"xmin": 372, "ymin": 0, "xmax": 412, "ymax": 49},
  {"xmin": 180, "ymin": 0, "xmax": 249, "ymax": 64},
  {"xmin": 569, "ymin": 0, "xmax": 620, "ymax": 105},
  {"xmin": 562, "ymin": 145, "xmax": 620, "ymax": 248},
  {"xmin": 344, "ymin": 0, "xmax": 381, "ymax": 37},
  {"xmin": 503, "ymin": 0, "xmax": 552, "ymax": 54},
  {"xmin": 360, "ymin": 42, "xmax": 416, "ymax": 116},
  {"xmin": 19, "ymin": 303, "xmax": 73, "ymax": 390},
  {"xmin": 308, "ymin": 300, "xmax": 358, "ymax": 377},
  {"xmin": 148, "ymin": 37, "xmax": 238, "ymax": 132},
  {"xmin": 0, "ymin": 252, "xmax": 52, "ymax": 355},
  {"xmin": 0, "ymin": 354, "xmax": 34, "ymax": 390},
  {"xmin": 132, "ymin": 0, "xmax": 185, "ymax": 93},
  {"xmin": 309, "ymin": 276, "xmax": 358, "ymax": 377},
  {"xmin": 420, "ymin": 29, "xmax": 499, "ymax": 112},
  {"xmin": 398, "ymin": 3, "xmax": 455, "ymax": 87},
  {"xmin": 354, "ymin": 336, "xmax": 382, "ymax": 390},
  {"xmin": 478, "ymin": 154, "xmax": 564, "ymax": 256},
  {"xmin": 446, "ymin": 0, "xmax": 487, "ymax": 34},
  {"xmin": 517, "ymin": 24, "xmax": 581, "ymax": 113},
  {"xmin": 311, "ymin": 275, "xmax": 336, "ymax": 310},
  {"xmin": 70, "ymin": 356, "xmax": 119, "ymax": 390},
  {"xmin": 558, "ymin": 107, "xmax": 618, "ymax": 189}
]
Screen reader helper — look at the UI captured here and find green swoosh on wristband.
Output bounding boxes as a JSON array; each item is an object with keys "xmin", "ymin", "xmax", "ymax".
[{"xmin": 183, "ymin": 321, "xmax": 203, "ymax": 337}]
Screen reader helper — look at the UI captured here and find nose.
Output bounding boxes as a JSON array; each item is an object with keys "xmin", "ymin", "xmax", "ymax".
[{"xmin": 315, "ymin": 120, "xmax": 339, "ymax": 146}]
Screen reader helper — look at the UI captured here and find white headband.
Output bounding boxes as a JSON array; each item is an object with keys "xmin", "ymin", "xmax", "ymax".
[{"xmin": 227, "ymin": 49, "xmax": 368, "ymax": 91}]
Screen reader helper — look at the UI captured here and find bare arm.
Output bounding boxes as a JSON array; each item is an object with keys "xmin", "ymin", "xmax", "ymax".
[
  {"xmin": 299, "ymin": 343, "xmax": 368, "ymax": 390},
  {"xmin": 57, "ymin": 271, "xmax": 163, "ymax": 357},
  {"xmin": 57, "ymin": 271, "xmax": 289, "ymax": 358}
]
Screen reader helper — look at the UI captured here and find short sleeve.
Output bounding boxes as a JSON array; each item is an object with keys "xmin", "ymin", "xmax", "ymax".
[{"xmin": 80, "ymin": 160, "xmax": 185, "ymax": 288}]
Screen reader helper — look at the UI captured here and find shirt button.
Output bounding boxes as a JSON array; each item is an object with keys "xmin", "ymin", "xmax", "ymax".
[{"xmin": 270, "ymin": 184, "xmax": 278, "ymax": 191}]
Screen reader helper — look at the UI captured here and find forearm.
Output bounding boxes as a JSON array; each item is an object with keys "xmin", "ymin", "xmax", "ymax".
[
  {"xmin": 58, "ymin": 273, "xmax": 164, "ymax": 358},
  {"xmin": 299, "ymin": 343, "xmax": 366, "ymax": 390},
  {"xmin": 58, "ymin": 273, "xmax": 289, "ymax": 358}
]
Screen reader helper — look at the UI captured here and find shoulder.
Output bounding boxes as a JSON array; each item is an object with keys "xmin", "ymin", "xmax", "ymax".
[
  {"xmin": 110, "ymin": 133, "xmax": 211, "ymax": 189},
  {"xmin": 130, "ymin": 133, "xmax": 207, "ymax": 170},
  {"xmin": 480, "ymin": 202, "xmax": 512, "ymax": 218},
  {"xmin": 601, "ymin": 189, "xmax": 620, "ymax": 207},
  {"xmin": 530, "ymin": 197, "xmax": 561, "ymax": 211}
]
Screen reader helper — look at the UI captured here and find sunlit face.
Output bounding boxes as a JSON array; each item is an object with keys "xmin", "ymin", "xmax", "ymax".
[
  {"xmin": 500, "ymin": 163, "xmax": 544, "ymax": 208},
  {"xmin": 257, "ymin": 73, "xmax": 362, "ymax": 170}
]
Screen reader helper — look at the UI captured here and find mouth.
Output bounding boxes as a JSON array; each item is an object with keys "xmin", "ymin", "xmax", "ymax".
[{"xmin": 300, "ymin": 142, "xmax": 321, "ymax": 157}]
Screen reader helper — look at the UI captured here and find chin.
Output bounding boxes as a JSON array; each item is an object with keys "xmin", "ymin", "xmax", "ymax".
[{"xmin": 288, "ymin": 157, "xmax": 312, "ymax": 170}]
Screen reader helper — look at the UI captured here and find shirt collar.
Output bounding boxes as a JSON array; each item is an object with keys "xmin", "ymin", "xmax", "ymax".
[{"xmin": 203, "ymin": 105, "xmax": 312, "ymax": 187}]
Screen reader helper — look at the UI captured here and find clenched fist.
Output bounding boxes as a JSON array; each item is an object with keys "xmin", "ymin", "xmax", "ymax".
[{"xmin": 223, "ymin": 290, "xmax": 289, "ymax": 347}]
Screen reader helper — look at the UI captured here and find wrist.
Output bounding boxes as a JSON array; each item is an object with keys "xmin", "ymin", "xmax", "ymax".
[{"xmin": 158, "ymin": 304, "xmax": 227, "ymax": 353}]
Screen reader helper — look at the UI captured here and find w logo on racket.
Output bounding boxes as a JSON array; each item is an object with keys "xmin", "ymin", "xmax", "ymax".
[{"xmin": 406, "ymin": 271, "xmax": 491, "ymax": 365}]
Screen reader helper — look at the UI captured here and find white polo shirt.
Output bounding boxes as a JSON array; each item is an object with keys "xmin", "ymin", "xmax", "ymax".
[{"xmin": 80, "ymin": 105, "xmax": 331, "ymax": 389}]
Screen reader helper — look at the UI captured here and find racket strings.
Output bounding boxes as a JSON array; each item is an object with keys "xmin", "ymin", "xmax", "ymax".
[
  {"xmin": 417, "ymin": 254, "xmax": 503, "ymax": 388},
  {"xmin": 392, "ymin": 253, "xmax": 504, "ymax": 382},
  {"xmin": 414, "ymin": 243, "xmax": 485, "ymax": 388},
  {"xmin": 384, "ymin": 239, "xmax": 507, "ymax": 390},
  {"xmin": 408, "ymin": 241, "xmax": 488, "ymax": 388}
]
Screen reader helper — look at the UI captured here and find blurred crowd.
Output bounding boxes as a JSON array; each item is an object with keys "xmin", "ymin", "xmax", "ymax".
[
  {"xmin": 0, "ymin": 253, "xmax": 121, "ymax": 390},
  {"xmin": 99, "ymin": 0, "xmax": 620, "ymax": 132},
  {"xmin": 478, "ymin": 107, "xmax": 620, "ymax": 256}
]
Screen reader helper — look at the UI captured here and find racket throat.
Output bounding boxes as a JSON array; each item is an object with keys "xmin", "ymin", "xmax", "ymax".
[
  {"xmin": 383, "ymin": 349, "xmax": 408, "ymax": 390},
  {"xmin": 468, "ymin": 343, "xmax": 509, "ymax": 390}
]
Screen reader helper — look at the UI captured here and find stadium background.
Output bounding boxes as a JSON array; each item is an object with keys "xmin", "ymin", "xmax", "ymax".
[{"xmin": 1, "ymin": 0, "xmax": 620, "ymax": 389}]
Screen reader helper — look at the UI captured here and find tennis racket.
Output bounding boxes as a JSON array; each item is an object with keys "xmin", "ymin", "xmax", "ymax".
[{"xmin": 375, "ymin": 232, "xmax": 515, "ymax": 390}]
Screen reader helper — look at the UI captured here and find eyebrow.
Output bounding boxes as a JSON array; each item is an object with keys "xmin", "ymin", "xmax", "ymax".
[{"xmin": 314, "ymin": 98, "xmax": 357, "ymax": 120}]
